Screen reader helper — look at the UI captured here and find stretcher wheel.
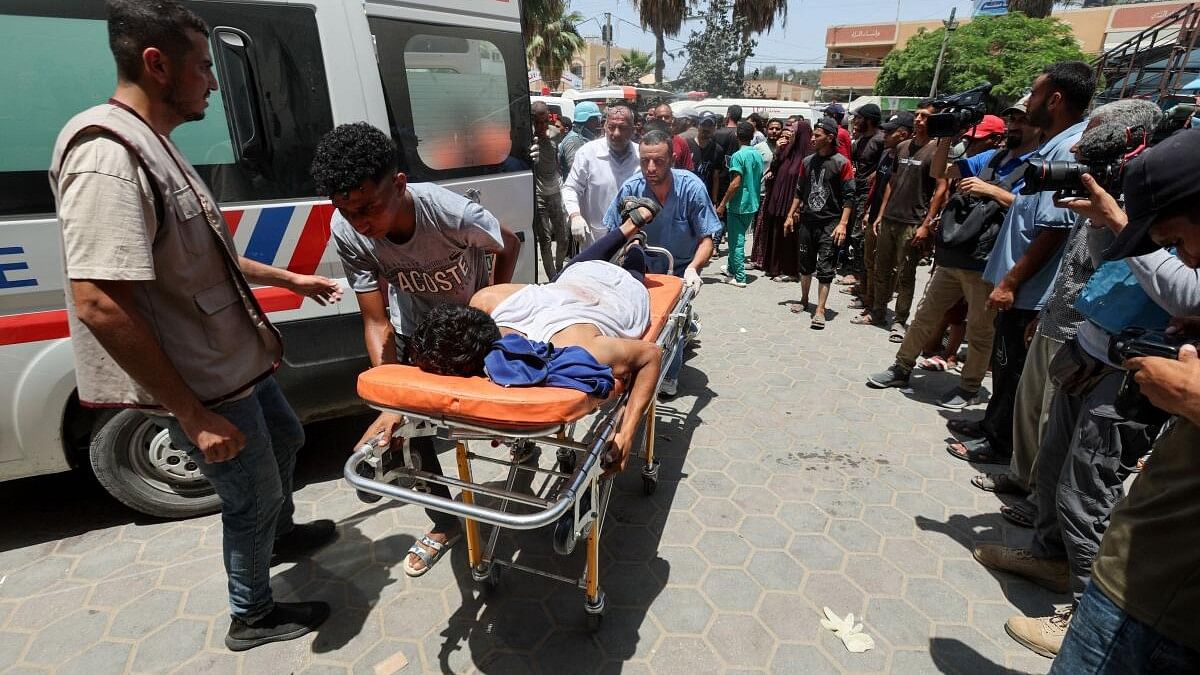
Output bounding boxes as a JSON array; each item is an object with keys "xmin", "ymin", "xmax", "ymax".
[
  {"xmin": 473, "ymin": 563, "xmax": 500, "ymax": 593},
  {"xmin": 586, "ymin": 612, "xmax": 604, "ymax": 631},
  {"xmin": 641, "ymin": 459, "xmax": 660, "ymax": 496},
  {"xmin": 585, "ymin": 591, "xmax": 606, "ymax": 631},
  {"xmin": 553, "ymin": 511, "xmax": 577, "ymax": 556},
  {"xmin": 642, "ymin": 475, "xmax": 658, "ymax": 495},
  {"xmin": 556, "ymin": 448, "xmax": 577, "ymax": 474},
  {"xmin": 354, "ymin": 462, "xmax": 382, "ymax": 504}
]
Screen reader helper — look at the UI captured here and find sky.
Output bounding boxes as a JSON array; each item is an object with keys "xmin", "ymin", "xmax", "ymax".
[{"xmin": 565, "ymin": 0, "xmax": 978, "ymax": 82}]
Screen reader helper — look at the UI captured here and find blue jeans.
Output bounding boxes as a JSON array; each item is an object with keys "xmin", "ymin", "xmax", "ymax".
[
  {"xmin": 159, "ymin": 376, "xmax": 304, "ymax": 621},
  {"xmin": 1052, "ymin": 583, "xmax": 1200, "ymax": 674}
]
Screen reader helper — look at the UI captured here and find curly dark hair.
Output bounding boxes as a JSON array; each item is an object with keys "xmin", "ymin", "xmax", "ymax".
[
  {"xmin": 310, "ymin": 122, "xmax": 398, "ymax": 197},
  {"xmin": 409, "ymin": 304, "xmax": 501, "ymax": 377}
]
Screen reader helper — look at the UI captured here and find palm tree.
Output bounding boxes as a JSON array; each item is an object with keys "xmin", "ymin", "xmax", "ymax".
[
  {"xmin": 526, "ymin": 7, "xmax": 586, "ymax": 90},
  {"xmin": 631, "ymin": 0, "xmax": 690, "ymax": 84},
  {"xmin": 732, "ymin": 0, "xmax": 788, "ymax": 84},
  {"xmin": 522, "ymin": 0, "xmax": 565, "ymax": 43},
  {"xmin": 610, "ymin": 48, "xmax": 655, "ymax": 84},
  {"xmin": 1007, "ymin": 0, "xmax": 1054, "ymax": 18}
]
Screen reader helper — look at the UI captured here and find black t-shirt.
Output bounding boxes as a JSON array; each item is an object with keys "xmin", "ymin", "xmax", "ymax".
[
  {"xmin": 882, "ymin": 138, "xmax": 938, "ymax": 225},
  {"xmin": 797, "ymin": 152, "xmax": 857, "ymax": 223},
  {"xmin": 867, "ymin": 148, "xmax": 894, "ymax": 223},
  {"xmin": 851, "ymin": 131, "xmax": 886, "ymax": 201},
  {"xmin": 692, "ymin": 136, "xmax": 728, "ymax": 195},
  {"xmin": 713, "ymin": 126, "xmax": 739, "ymax": 199}
]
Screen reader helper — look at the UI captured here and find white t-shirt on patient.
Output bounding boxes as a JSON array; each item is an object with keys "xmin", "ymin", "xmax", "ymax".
[{"xmin": 490, "ymin": 260, "xmax": 650, "ymax": 343}]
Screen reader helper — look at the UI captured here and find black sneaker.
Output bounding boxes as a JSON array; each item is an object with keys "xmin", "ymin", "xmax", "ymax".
[
  {"xmin": 866, "ymin": 364, "xmax": 911, "ymax": 389},
  {"xmin": 272, "ymin": 520, "xmax": 337, "ymax": 563},
  {"xmin": 938, "ymin": 387, "xmax": 980, "ymax": 410},
  {"xmin": 225, "ymin": 601, "xmax": 330, "ymax": 652}
]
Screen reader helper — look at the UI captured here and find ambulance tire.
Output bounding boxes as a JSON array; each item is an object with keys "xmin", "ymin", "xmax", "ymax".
[{"xmin": 90, "ymin": 410, "xmax": 221, "ymax": 519}]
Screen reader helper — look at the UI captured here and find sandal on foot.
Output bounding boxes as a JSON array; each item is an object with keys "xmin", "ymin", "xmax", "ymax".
[
  {"xmin": 946, "ymin": 438, "xmax": 1011, "ymax": 465},
  {"xmin": 918, "ymin": 355, "xmax": 949, "ymax": 371},
  {"xmin": 838, "ymin": 286, "xmax": 859, "ymax": 296},
  {"xmin": 1000, "ymin": 500, "xmax": 1036, "ymax": 528},
  {"xmin": 811, "ymin": 314, "xmax": 826, "ymax": 330},
  {"xmin": 403, "ymin": 532, "xmax": 461, "ymax": 577},
  {"xmin": 850, "ymin": 313, "xmax": 882, "ymax": 326},
  {"xmin": 848, "ymin": 298, "xmax": 867, "ymax": 310},
  {"xmin": 790, "ymin": 302, "xmax": 811, "ymax": 314},
  {"xmin": 888, "ymin": 324, "xmax": 907, "ymax": 343},
  {"xmin": 835, "ymin": 276, "xmax": 858, "ymax": 286},
  {"xmin": 970, "ymin": 472, "xmax": 1029, "ymax": 495},
  {"xmin": 946, "ymin": 419, "xmax": 987, "ymax": 438}
]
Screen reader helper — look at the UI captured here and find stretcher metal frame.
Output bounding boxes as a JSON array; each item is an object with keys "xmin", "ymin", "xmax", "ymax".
[{"xmin": 343, "ymin": 247, "xmax": 695, "ymax": 626}]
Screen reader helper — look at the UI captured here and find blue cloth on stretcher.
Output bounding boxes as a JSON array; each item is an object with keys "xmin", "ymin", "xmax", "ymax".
[{"xmin": 484, "ymin": 334, "xmax": 615, "ymax": 398}]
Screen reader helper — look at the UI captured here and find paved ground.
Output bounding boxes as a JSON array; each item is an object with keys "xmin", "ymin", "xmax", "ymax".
[{"xmin": 0, "ymin": 257, "xmax": 1064, "ymax": 674}]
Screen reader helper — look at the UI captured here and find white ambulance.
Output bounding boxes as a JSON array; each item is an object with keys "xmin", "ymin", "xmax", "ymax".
[{"xmin": 0, "ymin": 0, "xmax": 536, "ymax": 517}]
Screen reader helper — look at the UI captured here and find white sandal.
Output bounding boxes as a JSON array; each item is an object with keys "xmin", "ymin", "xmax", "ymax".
[{"xmin": 403, "ymin": 532, "xmax": 461, "ymax": 577}]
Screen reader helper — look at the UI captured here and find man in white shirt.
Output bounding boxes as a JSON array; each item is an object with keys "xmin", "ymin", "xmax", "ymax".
[{"xmin": 562, "ymin": 102, "xmax": 641, "ymax": 246}]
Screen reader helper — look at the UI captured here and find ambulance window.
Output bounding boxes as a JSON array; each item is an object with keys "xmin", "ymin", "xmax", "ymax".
[
  {"xmin": 0, "ymin": 4, "xmax": 332, "ymax": 216},
  {"xmin": 369, "ymin": 18, "xmax": 533, "ymax": 182}
]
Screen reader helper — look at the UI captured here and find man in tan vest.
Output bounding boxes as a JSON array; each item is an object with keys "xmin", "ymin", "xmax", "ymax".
[{"xmin": 51, "ymin": 0, "xmax": 340, "ymax": 651}]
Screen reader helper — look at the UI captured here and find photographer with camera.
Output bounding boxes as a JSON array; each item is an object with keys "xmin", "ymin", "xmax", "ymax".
[
  {"xmin": 855, "ymin": 100, "xmax": 949, "ymax": 341},
  {"xmin": 866, "ymin": 104, "xmax": 1039, "ymax": 409},
  {"xmin": 942, "ymin": 62, "xmax": 1093, "ymax": 468},
  {"xmin": 972, "ymin": 99, "xmax": 1173, "ymax": 660},
  {"xmin": 1043, "ymin": 127, "xmax": 1200, "ymax": 673}
]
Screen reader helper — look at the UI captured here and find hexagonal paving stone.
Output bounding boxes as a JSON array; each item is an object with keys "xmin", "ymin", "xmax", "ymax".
[
  {"xmin": 23, "ymin": 608, "xmax": 110, "ymax": 665},
  {"xmin": 109, "ymin": 589, "xmax": 183, "ymax": 639},
  {"xmin": 689, "ymin": 498, "xmax": 744, "ymax": 530},
  {"xmin": 905, "ymin": 577, "xmax": 970, "ymax": 623},
  {"xmin": 696, "ymin": 530, "xmax": 752, "ymax": 567},
  {"xmin": 593, "ymin": 607, "xmax": 661, "ymax": 662},
  {"xmin": 129, "ymin": 618, "xmax": 208, "ymax": 673},
  {"xmin": 787, "ymin": 534, "xmax": 845, "ymax": 572},
  {"xmin": 6, "ymin": 585, "xmax": 90, "ymax": 632},
  {"xmin": 657, "ymin": 545, "xmax": 712, "ymax": 587},
  {"xmin": 862, "ymin": 597, "xmax": 931, "ymax": 649},
  {"xmin": 812, "ymin": 490, "xmax": 864, "ymax": 519},
  {"xmin": 827, "ymin": 519, "xmax": 882, "ymax": 554},
  {"xmin": 736, "ymin": 515, "xmax": 791, "ymax": 550},
  {"xmin": 802, "ymin": 572, "xmax": 865, "ymax": 620},
  {"xmin": 687, "ymin": 470, "xmax": 737, "ymax": 498},
  {"xmin": 71, "ymin": 542, "xmax": 143, "ymax": 581},
  {"xmin": 650, "ymin": 586, "xmax": 712, "ymax": 634},
  {"xmin": 705, "ymin": 613, "xmax": 774, "ymax": 669},
  {"xmin": 380, "ymin": 590, "xmax": 448, "ymax": 641},
  {"xmin": 771, "ymin": 642, "xmax": 839, "ymax": 674},
  {"xmin": 648, "ymin": 636, "xmax": 721, "ymax": 675},
  {"xmin": 747, "ymin": 550, "xmax": 805, "ymax": 592},
  {"xmin": 0, "ymin": 557, "xmax": 73, "ymax": 600},
  {"xmin": 534, "ymin": 631, "xmax": 604, "ymax": 674},
  {"xmin": 701, "ymin": 568, "xmax": 761, "ymax": 613},
  {"xmin": 843, "ymin": 554, "xmax": 905, "ymax": 596},
  {"xmin": 0, "ymin": 631, "xmax": 30, "ymax": 669}
]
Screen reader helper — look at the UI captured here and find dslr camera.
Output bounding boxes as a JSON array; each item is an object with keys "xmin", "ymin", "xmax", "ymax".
[
  {"xmin": 926, "ymin": 83, "xmax": 993, "ymax": 138},
  {"xmin": 1109, "ymin": 328, "xmax": 1197, "ymax": 427},
  {"xmin": 1019, "ymin": 155, "xmax": 1129, "ymax": 199}
]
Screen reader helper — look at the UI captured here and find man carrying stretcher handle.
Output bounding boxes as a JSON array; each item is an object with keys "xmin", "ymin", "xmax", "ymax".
[
  {"xmin": 310, "ymin": 123, "xmax": 522, "ymax": 577},
  {"xmin": 407, "ymin": 200, "xmax": 669, "ymax": 474}
]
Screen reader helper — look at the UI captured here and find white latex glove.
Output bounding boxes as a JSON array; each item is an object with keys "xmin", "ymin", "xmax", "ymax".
[
  {"xmin": 683, "ymin": 267, "xmax": 701, "ymax": 291},
  {"xmin": 820, "ymin": 607, "xmax": 876, "ymax": 653},
  {"xmin": 570, "ymin": 214, "xmax": 588, "ymax": 241},
  {"xmin": 529, "ymin": 142, "xmax": 540, "ymax": 164}
]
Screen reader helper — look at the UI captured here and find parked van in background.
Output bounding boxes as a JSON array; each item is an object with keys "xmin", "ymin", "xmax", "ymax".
[
  {"xmin": 0, "ymin": 0, "xmax": 535, "ymax": 518},
  {"xmin": 530, "ymin": 95, "xmax": 575, "ymax": 129},
  {"xmin": 673, "ymin": 98, "xmax": 820, "ymax": 125}
]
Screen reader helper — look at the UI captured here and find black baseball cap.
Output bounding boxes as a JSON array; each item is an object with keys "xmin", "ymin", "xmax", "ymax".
[
  {"xmin": 856, "ymin": 103, "xmax": 882, "ymax": 123},
  {"xmin": 815, "ymin": 116, "xmax": 839, "ymax": 136},
  {"xmin": 699, "ymin": 111, "xmax": 719, "ymax": 126},
  {"xmin": 881, "ymin": 110, "xmax": 915, "ymax": 132},
  {"xmin": 1104, "ymin": 127, "xmax": 1200, "ymax": 260}
]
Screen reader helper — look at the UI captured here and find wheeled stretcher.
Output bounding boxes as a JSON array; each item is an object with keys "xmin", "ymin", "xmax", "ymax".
[{"xmin": 343, "ymin": 253, "xmax": 696, "ymax": 627}]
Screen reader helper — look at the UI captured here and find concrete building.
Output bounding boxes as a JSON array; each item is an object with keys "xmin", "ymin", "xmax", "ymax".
[
  {"xmin": 821, "ymin": 0, "xmax": 1196, "ymax": 99},
  {"xmin": 529, "ymin": 39, "xmax": 655, "ymax": 92},
  {"xmin": 744, "ymin": 79, "xmax": 819, "ymax": 101}
]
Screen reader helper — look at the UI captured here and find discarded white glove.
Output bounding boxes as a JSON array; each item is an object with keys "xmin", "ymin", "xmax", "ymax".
[
  {"xmin": 683, "ymin": 267, "xmax": 702, "ymax": 291},
  {"xmin": 570, "ymin": 214, "xmax": 589, "ymax": 240},
  {"xmin": 820, "ymin": 607, "xmax": 876, "ymax": 653},
  {"xmin": 529, "ymin": 142, "xmax": 540, "ymax": 164}
]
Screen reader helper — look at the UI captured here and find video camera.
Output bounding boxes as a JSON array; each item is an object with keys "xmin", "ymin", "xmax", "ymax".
[
  {"xmin": 1019, "ymin": 156, "xmax": 1129, "ymax": 199},
  {"xmin": 1109, "ymin": 328, "xmax": 1198, "ymax": 426},
  {"xmin": 926, "ymin": 84, "xmax": 993, "ymax": 138}
]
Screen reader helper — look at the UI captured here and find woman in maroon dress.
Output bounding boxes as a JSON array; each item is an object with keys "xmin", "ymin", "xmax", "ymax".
[{"xmin": 759, "ymin": 117, "xmax": 811, "ymax": 281}]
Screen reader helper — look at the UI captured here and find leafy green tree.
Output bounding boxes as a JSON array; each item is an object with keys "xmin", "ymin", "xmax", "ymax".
[
  {"xmin": 608, "ymin": 49, "xmax": 654, "ymax": 85},
  {"xmin": 522, "ymin": 0, "xmax": 564, "ymax": 42},
  {"xmin": 526, "ymin": 7, "xmax": 586, "ymax": 89},
  {"xmin": 678, "ymin": 0, "xmax": 756, "ymax": 96},
  {"xmin": 874, "ymin": 13, "xmax": 1085, "ymax": 106},
  {"xmin": 1008, "ymin": 0, "xmax": 1053, "ymax": 18},
  {"xmin": 631, "ymin": 0, "xmax": 691, "ymax": 84}
]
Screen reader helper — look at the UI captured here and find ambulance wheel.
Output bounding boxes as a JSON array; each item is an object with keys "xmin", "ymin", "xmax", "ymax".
[{"xmin": 90, "ymin": 410, "xmax": 220, "ymax": 519}]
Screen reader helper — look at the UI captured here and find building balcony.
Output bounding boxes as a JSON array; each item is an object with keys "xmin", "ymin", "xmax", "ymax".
[{"xmin": 820, "ymin": 67, "xmax": 883, "ymax": 89}]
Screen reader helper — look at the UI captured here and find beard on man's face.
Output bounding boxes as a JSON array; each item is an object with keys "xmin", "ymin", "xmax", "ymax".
[{"xmin": 165, "ymin": 81, "xmax": 207, "ymax": 123}]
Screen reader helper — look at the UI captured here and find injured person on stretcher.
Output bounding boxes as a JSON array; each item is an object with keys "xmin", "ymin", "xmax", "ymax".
[{"xmin": 407, "ymin": 201, "xmax": 666, "ymax": 473}]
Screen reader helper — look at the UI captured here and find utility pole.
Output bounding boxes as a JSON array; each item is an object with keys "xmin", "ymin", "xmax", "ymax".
[
  {"xmin": 603, "ymin": 13, "xmax": 613, "ymax": 85},
  {"xmin": 929, "ymin": 7, "xmax": 958, "ymax": 97}
]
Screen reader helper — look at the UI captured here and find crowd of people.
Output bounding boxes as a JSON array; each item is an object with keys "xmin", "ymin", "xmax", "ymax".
[
  {"xmin": 534, "ymin": 60, "xmax": 1200, "ymax": 671},
  {"xmin": 47, "ymin": 1, "xmax": 1200, "ymax": 669}
]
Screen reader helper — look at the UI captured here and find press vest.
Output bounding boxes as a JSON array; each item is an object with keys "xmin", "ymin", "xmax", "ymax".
[{"xmin": 50, "ymin": 102, "xmax": 282, "ymax": 408}]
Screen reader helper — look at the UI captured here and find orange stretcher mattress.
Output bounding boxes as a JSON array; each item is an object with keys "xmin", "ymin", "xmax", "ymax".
[{"xmin": 357, "ymin": 274, "xmax": 684, "ymax": 430}]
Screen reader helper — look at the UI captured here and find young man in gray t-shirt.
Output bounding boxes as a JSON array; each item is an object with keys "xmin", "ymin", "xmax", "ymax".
[{"xmin": 312, "ymin": 123, "xmax": 520, "ymax": 576}]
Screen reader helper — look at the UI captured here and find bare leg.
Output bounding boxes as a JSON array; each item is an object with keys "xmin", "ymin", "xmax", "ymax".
[
  {"xmin": 815, "ymin": 282, "xmax": 831, "ymax": 319},
  {"xmin": 799, "ymin": 275, "xmax": 812, "ymax": 306}
]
